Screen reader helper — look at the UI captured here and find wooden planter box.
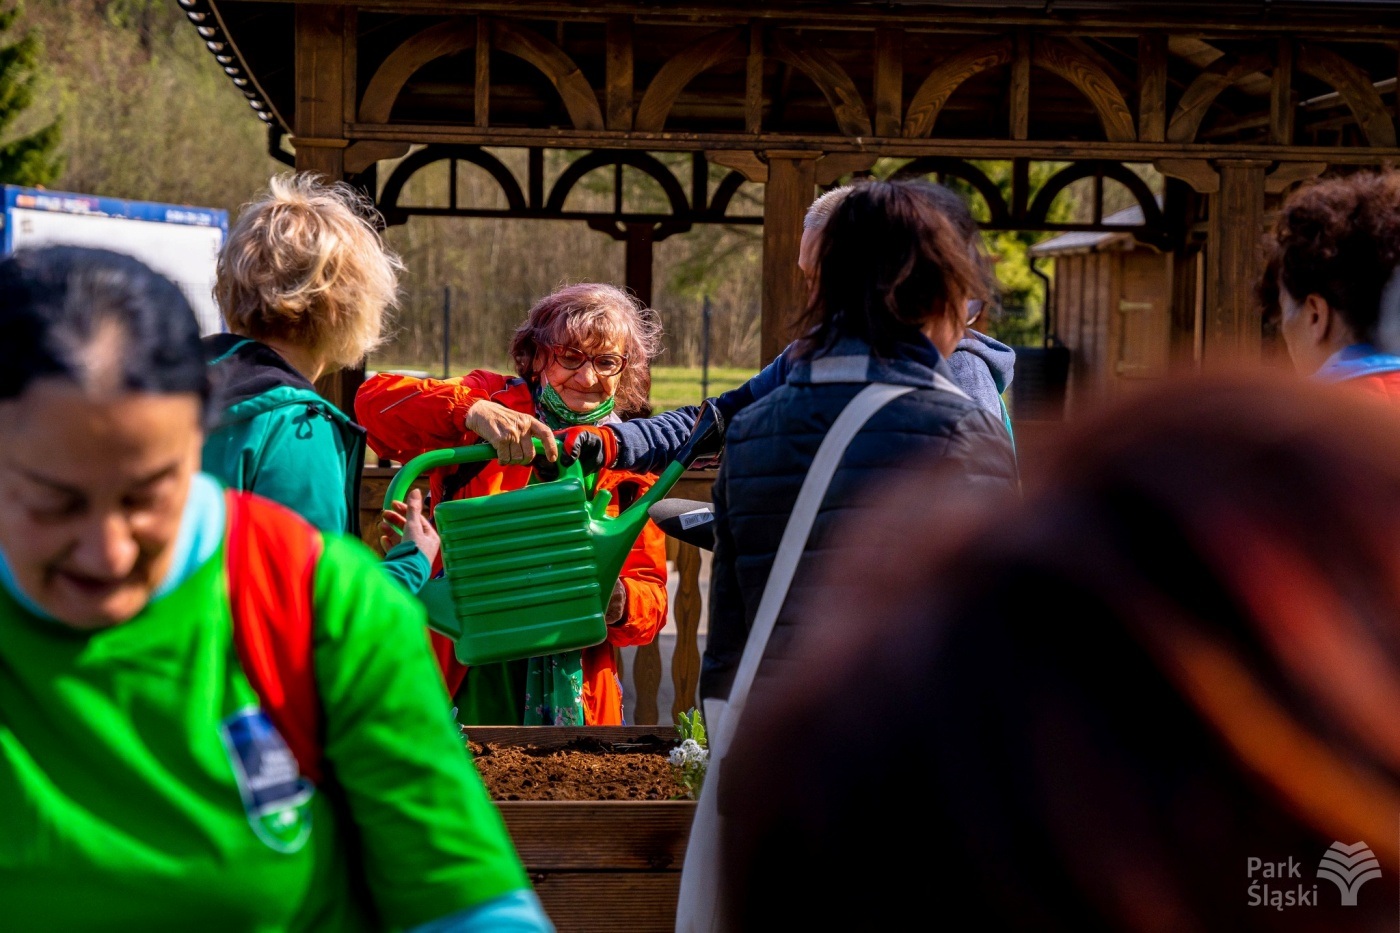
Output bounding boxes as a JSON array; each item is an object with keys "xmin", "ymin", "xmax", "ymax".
[{"xmin": 468, "ymin": 726, "xmax": 697, "ymax": 933}]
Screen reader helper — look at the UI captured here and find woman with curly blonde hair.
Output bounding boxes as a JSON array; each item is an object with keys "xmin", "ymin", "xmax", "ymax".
[
  {"xmin": 356, "ymin": 282, "xmax": 669, "ymax": 726},
  {"xmin": 202, "ymin": 172, "xmax": 439, "ymax": 594}
]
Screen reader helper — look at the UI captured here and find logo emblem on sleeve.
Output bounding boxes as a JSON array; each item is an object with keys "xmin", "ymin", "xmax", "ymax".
[{"xmin": 220, "ymin": 707, "xmax": 314, "ymax": 853}]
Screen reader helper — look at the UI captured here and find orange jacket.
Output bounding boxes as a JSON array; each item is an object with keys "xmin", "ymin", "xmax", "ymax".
[
  {"xmin": 1343, "ymin": 368, "xmax": 1400, "ymax": 404},
  {"xmin": 356, "ymin": 369, "xmax": 669, "ymax": 725}
]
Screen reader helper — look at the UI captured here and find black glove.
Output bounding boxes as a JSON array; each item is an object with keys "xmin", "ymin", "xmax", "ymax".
[{"xmin": 555, "ymin": 425, "xmax": 616, "ymax": 474}]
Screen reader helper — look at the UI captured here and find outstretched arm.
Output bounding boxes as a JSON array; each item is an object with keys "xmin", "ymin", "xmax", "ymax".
[{"xmin": 610, "ymin": 344, "xmax": 795, "ymax": 472}]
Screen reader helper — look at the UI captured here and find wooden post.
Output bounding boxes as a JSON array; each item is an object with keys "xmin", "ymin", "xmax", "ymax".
[
  {"xmin": 746, "ymin": 23, "xmax": 764, "ymax": 135},
  {"xmin": 605, "ymin": 18, "xmax": 634, "ymax": 131},
  {"xmin": 761, "ymin": 151, "xmax": 818, "ymax": 364},
  {"xmin": 294, "ymin": 5, "xmax": 347, "ymax": 182},
  {"xmin": 873, "ymin": 27, "xmax": 903, "ymax": 137},
  {"xmin": 475, "ymin": 16, "xmax": 491, "ymax": 128},
  {"xmin": 1010, "ymin": 30, "xmax": 1031, "ymax": 141},
  {"xmin": 1137, "ymin": 32, "xmax": 1167, "ymax": 143},
  {"xmin": 295, "ymin": 5, "xmax": 362, "ymax": 414},
  {"xmin": 1205, "ymin": 159, "xmax": 1270, "ymax": 366},
  {"xmin": 1270, "ymin": 38, "xmax": 1294, "ymax": 146},
  {"xmin": 624, "ymin": 222, "xmax": 654, "ymax": 310}
]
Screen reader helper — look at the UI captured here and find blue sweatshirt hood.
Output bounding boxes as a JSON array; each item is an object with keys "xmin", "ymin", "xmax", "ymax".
[{"xmin": 953, "ymin": 330, "xmax": 1016, "ymax": 394}]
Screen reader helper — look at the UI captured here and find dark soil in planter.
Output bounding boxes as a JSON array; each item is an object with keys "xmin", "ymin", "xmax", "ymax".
[{"xmin": 467, "ymin": 732, "xmax": 690, "ymax": 801}]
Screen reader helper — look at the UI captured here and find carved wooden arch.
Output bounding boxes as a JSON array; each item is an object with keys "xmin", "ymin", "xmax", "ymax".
[
  {"xmin": 889, "ymin": 157, "xmax": 1011, "ymax": 224},
  {"xmin": 1167, "ymin": 54, "xmax": 1273, "ymax": 144},
  {"xmin": 1025, "ymin": 161, "xmax": 1165, "ymax": 230},
  {"xmin": 904, "ymin": 36, "xmax": 1135, "ymax": 142},
  {"xmin": 359, "ymin": 18, "xmax": 604, "ymax": 131},
  {"xmin": 377, "ymin": 145, "xmax": 528, "ymax": 227},
  {"xmin": 1169, "ymin": 46, "xmax": 1396, "ymax": 146},
  {"xmin": 1297, "ymin": 43, "xmax": 1397, "ymax": 147},
  {"xmin": 708, "ymin": 170, "xmax": 753, "ymax": 217},
  {"xmin": 903, "ymin": 39, "xmax": 1012, "ymax": 139},
  {"xmin": 635, "ymin": 28, "xmax": 746, "ymax": 133},
  {"xmin": 545, "ymin": 151, "xmax": 691, "ymax": 214},
  {"xmin": 634, "ymin": 28, "xmax": 873, "ymax": 136},
  {"xmin": 769, "ymin": 33, "xmax": 873, "ymax": 137}
]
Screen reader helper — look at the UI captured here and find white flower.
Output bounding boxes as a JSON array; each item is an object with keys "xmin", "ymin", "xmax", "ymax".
[{"xmin": 669, "ymin": 738, "xmax": 709, "ymax": 768}]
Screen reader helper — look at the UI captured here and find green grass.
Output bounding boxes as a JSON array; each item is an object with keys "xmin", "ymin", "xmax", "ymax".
[{"xmin": 649, "ymin": 365, "xmax": 757, "ymax": 412}]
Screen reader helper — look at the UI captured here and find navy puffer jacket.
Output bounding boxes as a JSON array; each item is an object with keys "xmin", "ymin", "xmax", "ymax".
[{"xmin": 701, "ymin": 334, "xmax": 1018, "ymax": 703}]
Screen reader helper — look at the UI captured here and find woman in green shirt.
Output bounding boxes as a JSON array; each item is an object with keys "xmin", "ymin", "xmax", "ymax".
[{"xmin": 0, "ymin": 245, "xmax": 552, "ymax": 932}]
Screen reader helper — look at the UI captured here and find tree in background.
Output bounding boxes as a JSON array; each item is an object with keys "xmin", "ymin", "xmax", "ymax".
[
  {"xmin": 0, "ymin": 1, "xmax": 61, "ymax": 187},
  {"xmin": 18, "ymin": 0, "xmax": 280, "ymax": 213}
]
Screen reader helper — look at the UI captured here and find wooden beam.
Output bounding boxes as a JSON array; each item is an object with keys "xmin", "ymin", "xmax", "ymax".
[
  {"xmin": 873, "ymin": 27, "xmax": 903, "ymax": 137},
  {"xmin": 706, "ymin": 149, "xmax": 767, "ymax": 182},
  {"xmin": 1137, "ymin": 32, "xmax": 1167, "ymax": 143},
  {"xmin": 1264, "ymin": 160, "xmax": 1327, "ymax": 195},
  {"xmin": 347, "ymin": 121, "xmax": 1400, "ymax": 164},
  {"xmin": 761, "ymin": 152, "xmax": 818, "ymax": 364},
  {"xmin": 221, "ymin": 1, "xmax": 1400, "ymax": 36},
  {"xmin": 746, "ymin": 22, "xmax": 764, "ymax": 135},
  {"xmin": 1270, "ymin": 38, "xmax": 1294, "ymax": 145},
  {"xmin": 1010, "ymin": 31, "xmax": 1031, "ymax": 141},
  {"xmin": 1204, "ymin": 159, "xmax": 1269, "ymax": 367},
  {"xmin": 294, "ymin": 4, "xmax": 347, "ymax": 181},
  {"xmin": 475, "ymin": 15, "xmax": 490, "ymax": 128},
  {"xmin": 340, "ymin": 8, "xmax": 357, "ymax": 127},
  {"xmin": 1155, "ymin": 158, "xmax": 1220, "ymax": 193},
  {"xmin": 605, "ymin": 18, "xmax": 634, "ymax": 131}
]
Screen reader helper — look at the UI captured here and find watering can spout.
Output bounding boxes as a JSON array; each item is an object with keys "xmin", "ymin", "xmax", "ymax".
[{"xmin": 591, "ymin": 399, "xmax": 727, "ymax": 587}]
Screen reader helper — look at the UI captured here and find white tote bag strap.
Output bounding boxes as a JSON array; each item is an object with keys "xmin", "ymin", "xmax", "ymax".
[
  {"xmin": 679, "ymin": 382, "xmax": 913, "ymax": 933},
  {"xmin": 704, "ymin": 381, "xmax": 913, "ymax": 752}
]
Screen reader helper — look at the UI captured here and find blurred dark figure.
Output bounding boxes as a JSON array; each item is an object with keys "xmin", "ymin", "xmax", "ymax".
[
  {"xmin": 720, "ymin": 372, "xmax": 1400, "ymax": 932},
  {"xmin": 1258, "ymin": 168, "xmax": 1400, "ymax": 392}
]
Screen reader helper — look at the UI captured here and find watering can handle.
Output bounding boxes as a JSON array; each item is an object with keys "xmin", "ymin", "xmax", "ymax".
[{"xmin": 382, "ymin": 439, "xmax": 564, "ymax": 514}]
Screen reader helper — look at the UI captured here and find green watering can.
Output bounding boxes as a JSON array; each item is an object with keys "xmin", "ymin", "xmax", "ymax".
[{"xmin": 383, "ymin": 402, "xmax": 724, "ymax": 666}]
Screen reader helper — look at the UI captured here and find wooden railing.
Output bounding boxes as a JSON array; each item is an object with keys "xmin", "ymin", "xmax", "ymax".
[{"xmin": 358, "ymin": 467, "xmax": 714, "ymax": 725}]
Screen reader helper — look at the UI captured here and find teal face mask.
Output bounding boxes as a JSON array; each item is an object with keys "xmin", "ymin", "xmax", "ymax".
[{"xmin": 536, "ymin": 381, "xmax": 616, "ymax": 429}]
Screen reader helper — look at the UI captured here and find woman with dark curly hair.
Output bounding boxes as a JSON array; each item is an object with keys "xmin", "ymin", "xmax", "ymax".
[
  {"xmin": 355, "ymin": 283, "xmax": 669, "ymax": 726},
  {"xmin": 1259, "ymin": 168, "xmax": 1400, "ymax": 394}
]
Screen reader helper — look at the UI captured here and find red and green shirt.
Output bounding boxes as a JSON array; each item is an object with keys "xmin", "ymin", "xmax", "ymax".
[{"xmin": 0, "ymin": 485, "xmax": 529, "ymax": 931}]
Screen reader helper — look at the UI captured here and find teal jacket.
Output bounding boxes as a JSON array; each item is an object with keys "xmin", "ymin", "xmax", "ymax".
[{"xmin": 201, "ymin": 335, "xmax": 430, "ymax": 594}]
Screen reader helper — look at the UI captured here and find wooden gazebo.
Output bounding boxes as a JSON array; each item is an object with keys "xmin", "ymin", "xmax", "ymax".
[{"xmin": 187, "ymin": 0, "xmax": 1400, "ymax": 399}]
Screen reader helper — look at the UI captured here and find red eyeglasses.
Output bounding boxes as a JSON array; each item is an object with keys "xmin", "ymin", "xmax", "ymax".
[{"xmin": 551, "ymin": 345, "xmax": 629, "ymax": 377}]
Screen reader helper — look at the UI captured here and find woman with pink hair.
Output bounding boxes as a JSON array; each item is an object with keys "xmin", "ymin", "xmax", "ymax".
[{"xmin": 356, "ymin": 283, "xmax": 669, "ymax": 726}]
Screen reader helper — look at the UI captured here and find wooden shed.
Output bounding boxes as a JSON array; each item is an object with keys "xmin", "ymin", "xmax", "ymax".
[{"xmin": 1030, "ymin": 202, "xmax": 1184, "ymax": 416}]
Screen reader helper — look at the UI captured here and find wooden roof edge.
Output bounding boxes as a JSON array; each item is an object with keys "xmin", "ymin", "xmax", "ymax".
[
  {"xmin": 183, "ymin": 0, "xmax": 285, "ymax": 132},
  {"xmin": 209, "ymin": 0, "xmax": 1400, "ymax": 32}
]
